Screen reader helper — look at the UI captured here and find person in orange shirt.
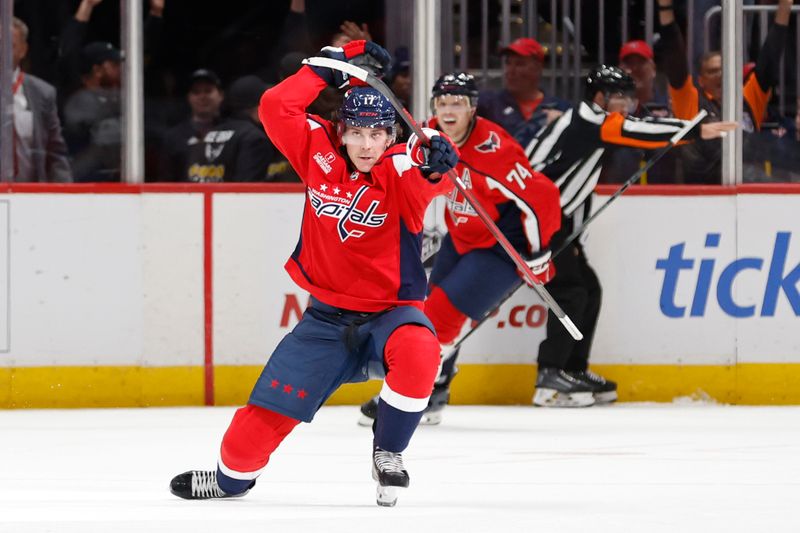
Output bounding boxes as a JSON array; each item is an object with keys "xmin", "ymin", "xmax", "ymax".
[{"xmin": 657, "ymin": 0, "xmax": 793, "ymax": 183}]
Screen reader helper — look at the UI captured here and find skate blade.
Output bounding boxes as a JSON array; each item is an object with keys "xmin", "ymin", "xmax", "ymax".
[
  {"xmin": 357, "ymin": 414, "xmax": 375, "ymax": 427},
  {"xmin": 594, "ymin": 390, "xmax": 618, "ymax": 404},
  {"xmin": 533, "ymin": 388, "xmax": 595, "ymax": 407},
  {"xmin": 376, "ymin": 484, "xmax": 403, "ymax": 507}
]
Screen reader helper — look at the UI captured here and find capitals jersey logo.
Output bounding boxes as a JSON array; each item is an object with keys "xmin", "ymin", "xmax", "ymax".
[
  {"xmin": 203, "ymin": 130, "xmax": 235, "ymax": 161},
  {"xmin": 308, "ymin": 185, "xmax": 387, "ymax": 242},
  {"xmin": 474, "ymin": 131, "xmax": 501, "ymax": 153},
  {"xmin": 446, "ymin": 168, "xmax": 477, "ymax": 225}
]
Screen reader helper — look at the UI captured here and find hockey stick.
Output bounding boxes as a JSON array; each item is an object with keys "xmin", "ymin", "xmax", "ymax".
[
  {"xmin": 302, "ymin": 56, "xmax": 583, "ymax": 341},
  {"xmin": 440, "ymin": 108, "xmax": 709, "ymax": 357}
]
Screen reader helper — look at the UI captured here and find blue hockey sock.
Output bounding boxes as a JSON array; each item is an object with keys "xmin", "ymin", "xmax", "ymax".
[
  {"xmin": 216, "ymin": 466, "xmax": 255, "ymax": 495},
  {"xmin": 373, "ymin": 398, "xmax": 424, "ymax": 453}
]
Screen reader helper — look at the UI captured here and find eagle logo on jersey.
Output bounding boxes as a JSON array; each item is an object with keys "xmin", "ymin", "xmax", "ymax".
[
  {"xmin": 474, "ymin": 131, "xmax": 501, "ymax": 153},
  {"xmin": 308, "ymin": 185, "xmax": 387, "ymax": 242}
]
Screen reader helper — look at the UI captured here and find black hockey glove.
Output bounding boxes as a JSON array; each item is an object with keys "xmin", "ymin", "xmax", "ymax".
[
  {"xmin": 310, "ymin": 40, "xmax": 392, "ymax": 89},
  {"xmin": 406, "ymin": 128, "xmax": 460, "ymax": 180}
]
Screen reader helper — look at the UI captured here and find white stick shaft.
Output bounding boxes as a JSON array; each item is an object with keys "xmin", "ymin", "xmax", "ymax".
[
  {"xmin": 669, "ymin": 109, "xmax": 708, "ymax": 144},
  {"xmin": 302, "ymin": 56, "xmax": 370, "ymax": 81}
]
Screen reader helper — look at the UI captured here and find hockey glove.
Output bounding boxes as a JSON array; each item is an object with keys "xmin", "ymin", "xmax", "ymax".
[
  {"xmin": 310, "ymin": 40, "xmax": 392, "ymax": 89},
  {"xmin": 521, "ymin": 249, "xmax": 555, "ymax": 284},
  {"xmin": 406, "ymin": 128, "xmax": 460, "ymax": 180}
]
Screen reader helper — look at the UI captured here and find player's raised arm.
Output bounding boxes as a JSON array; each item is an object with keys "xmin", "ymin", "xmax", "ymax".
[{"xmin": 259, "ymin": 40, "xmax": 391, "ymax": 180}]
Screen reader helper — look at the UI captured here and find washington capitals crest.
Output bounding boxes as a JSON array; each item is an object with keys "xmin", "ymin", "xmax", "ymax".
[
  {"xmin": 474, "ymin": 130, "xmax": 501, "ymax": 153},
  {"xmin": 308, "ymin": 185, "xmax": 387, "ymax": 242}
]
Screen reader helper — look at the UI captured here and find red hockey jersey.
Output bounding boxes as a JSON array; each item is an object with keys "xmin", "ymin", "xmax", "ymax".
[
  {"xmin": 428, "ymin": 116, "xmax": 561, "ymax": 257},
  {"xmin": 260, "ymin": 67, "xmax": 453, "ymax": 312}
]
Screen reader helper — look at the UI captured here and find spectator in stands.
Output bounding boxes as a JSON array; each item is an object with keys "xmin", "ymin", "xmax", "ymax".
[
  {"xmin": 768, "ymin": 97, "xmax": 800, "ymax": 181},
  {"xmin": 601, "ymin": 39, "xmax": 676, "ymax": 184},
  {"xmin": 158, "ymin": 69, "xmax": 271, "ymax": 182},
  {"xmin": 477, "ymin": 37, "xmax": 570, "ymax": 147},
  {"xmin": 158, "ymin": 69, "xmax": 224, "ymax": 181},
  {"xmin": 62, "ymin": 41, "xmax": 122, "ymax": 182},
  {"xmin": 331, "ymin": 20, "xmax": 372, "ymax": 48},
  {"xmin": 59, "ymin": 0, "xmax": 165, "ymax": 94},
  {"xmin": 58, "ymin": 0, "xmax": 106, "ymax": 98},
  {"xmin": 658, "ymin": 0, "xmax": 793, "ymax": 183},
  {"xmin": 389, "ymin": 47, "xmax": 412, "ymax": 111},
  {"xmin": 225, "ymin": 75, "xmax": 295, "ymax": 183},
  {"xmin": 618, "ymin": 40, "xmax": 669, "ymax": 118},
  {"xmin": 10, "ymin": 17, "xmax": 72, "ymax": 182},
  {"xmin": 742, "ymin": 81, "xmax": 800, "ymax": 182}
]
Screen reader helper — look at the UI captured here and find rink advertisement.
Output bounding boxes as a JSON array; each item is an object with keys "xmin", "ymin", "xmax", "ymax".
[
  {"xmin": 0, "ymin": 201, "xmax": 8, "ymax": 353},
  {"xmin": 0, "ymin": 185, "xmax": 798, "ymax": 407}
]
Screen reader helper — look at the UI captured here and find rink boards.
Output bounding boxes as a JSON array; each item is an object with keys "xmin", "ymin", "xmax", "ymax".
[{"xmin": 0, "ymin": 183, "xmax": 798, "ymax": 407}]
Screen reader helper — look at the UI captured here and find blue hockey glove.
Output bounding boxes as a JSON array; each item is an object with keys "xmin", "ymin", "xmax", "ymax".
[{"xmin": 310, "ymin": 40, "xmax": 392, "ymax": 89}]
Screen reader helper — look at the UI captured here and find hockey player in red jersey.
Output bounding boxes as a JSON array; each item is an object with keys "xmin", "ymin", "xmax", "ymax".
[
  {"xmin": 169, "ymin": 40, "xmax": 459, "ymax": 507},
  {"xmin": 358, "ymin": 72, "xmax": 562, "ymax": 425}
]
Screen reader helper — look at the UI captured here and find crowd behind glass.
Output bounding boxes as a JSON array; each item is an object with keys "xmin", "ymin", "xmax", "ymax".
[{"xmin": 6, "ymin": 0, "xmax": 799, "ymax": 184}]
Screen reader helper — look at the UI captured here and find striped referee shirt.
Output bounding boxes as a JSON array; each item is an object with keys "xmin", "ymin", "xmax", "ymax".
[{"xmin": 524, "ymin": 100, "xmax": 698, "ymax": 233}]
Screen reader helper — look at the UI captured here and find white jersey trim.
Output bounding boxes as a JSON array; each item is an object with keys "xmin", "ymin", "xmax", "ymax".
[
  {"xmin": 392, "ymin": 153, "xmax": 414, "ymax": 175},
  {"xmin": 485, "ymin": 177, "xmax": 542, "ymax": 252},
  {"xmin": 577, "ymin": 101, "xmax": 606, "ymax": 125},
  {"xmin": 527, "ymin": 109, "xmax": 573, "ymax": 165},
  {"xmin": 218, "ymin": 458, "xmax": 265, "ymax": 481},
  {"xmin": 621, "ymin": 119, "xmax": 683, "ymax": 135},
  {"xmin": 563, "ymin": 164, "xmax": 602, "ymax": 216},
  {"xmin": 380, "ymin": 380, "xmax": 429, "ymax": 413},
  {"xmin": 306, "ymin": 118, "xmax": 323, "ymax": 131},
  {"xmin": 559, "ymin": 147, "xmax": 604, "ymax": 208},
  {"xmin": 554, "ymin": 158, "xmax": 581, "ymax": 189}
]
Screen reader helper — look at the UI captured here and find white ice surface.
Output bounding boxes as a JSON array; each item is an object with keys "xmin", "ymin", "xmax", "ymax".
[{"xmin": 2, "ymin": 404, "xmax": 799, "ymax": 532}]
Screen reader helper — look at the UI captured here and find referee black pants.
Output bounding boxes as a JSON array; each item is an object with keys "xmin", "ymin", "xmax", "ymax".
[{"xmin": 537, "ymin": 238, "xmax": 602, "ymax": 372}]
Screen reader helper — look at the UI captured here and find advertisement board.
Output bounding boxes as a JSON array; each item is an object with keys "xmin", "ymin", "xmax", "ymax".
[{"xmin": 1, "ymin": 186, "xmax": 797, "ymax": 406}]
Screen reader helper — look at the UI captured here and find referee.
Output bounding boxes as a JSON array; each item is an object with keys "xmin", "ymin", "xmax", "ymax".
[{"xmin": 525, "ymin": 65, "xmax": 735, "ymax": 407}]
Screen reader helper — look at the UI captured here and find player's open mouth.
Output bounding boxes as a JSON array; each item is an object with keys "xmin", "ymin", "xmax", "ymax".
[{"xmin": 442, "ymin": 117, "xmax": 457, "ymax": 124}]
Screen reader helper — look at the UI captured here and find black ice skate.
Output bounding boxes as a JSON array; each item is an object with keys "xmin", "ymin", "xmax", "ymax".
[
  {"xmin": 169, "ymin": 470, "xmax": 253, "ymax": 500},
  {"xmin": 372, "ymin": 446, "xmax": 410, "ymax": 507},
  {"xmin": 570, "ymin": 370, "xmax": 618, "ymax": 404},
  {"xmin": 357, "ymin": 395, "xmax": 379, "ymax": 427},
  {"xmin": 533, "ymin": 367, "xmax": 595, "ymax": 407},
  {"xmin": 358, "ymin": 385, "xmax": 448, "ymax": 427}
]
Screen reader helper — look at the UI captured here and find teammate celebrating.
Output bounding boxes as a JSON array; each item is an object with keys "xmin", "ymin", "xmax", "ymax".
[
  {"xmin": 169, "ymin": 40, "xmax": 459, "ymax": 507},
  {"xmin": 359, "ymin": 72, "xmax": 562, "ymax": 425}
]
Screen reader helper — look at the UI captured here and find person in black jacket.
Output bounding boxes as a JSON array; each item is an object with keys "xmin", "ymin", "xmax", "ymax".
[
  {"xmin": 62, "ymin": 41, "xmax": 122, "ymax": 182},
  {"xmin": 158, "ymin": 69, "xmax": 272, "ymax": 182}
]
